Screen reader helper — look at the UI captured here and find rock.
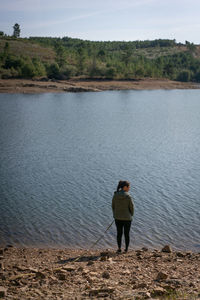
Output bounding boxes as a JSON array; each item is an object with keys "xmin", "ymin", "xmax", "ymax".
[
  {"xmin": 137, "ymin": 291, "xmax": 151, "ymax": 299},
  {"xmin": 89, "ymin": 287, "xmax": 114, "ymax": 296},
  {"xmin": 100, "ymin": 251, "xmax": 111, "ymax": 257},
  {"xmin": 102, "ymin": 271, "xmax": 110, "ymax": 279},
  {"xmin": 100, "ymin": 256, "xmax": 107, "ymax": 261},
  {"xmin": 167, "ymin": 279, "xmax": 182, "ymax": 287},
  {"xmin": 153, "ymin": 253, "xmax": 162, "ymax": 258},
  {"xmin": 133, "ymin": 282, "xmax": 147, "ymax": 289},
  {"xmin": 0, "ymin": 287, "xmax": 7, "ymax": 298},
  {"xmin": 87, "ymin": 261, "xmax": 94, "ymax": 266},
  {"xmin": 57, "ymin": 273, "xmax": 66, "ymax": 280},
  {"xmin": 141, "ymin": 291, "xmax": 151, "ymax": 298},
  {"xmin": 0, "ymin": 250, "xmax": 3, "ymax": 256},
  {"xmin": 138, "ymin": 282, "xmax": 148, "ymax": 288},
  {"xmin": 82, "ymin": 269, "xmax": 89, "ymax": 275},
  {"xmin": 176, "ymin": 252, "xmax": 185, "ymax": 257},
  {"xmin": 189, "ymin": 282, "xmax": 195, "ymax": 287},
  {"xmin": 62, "ymin": 265, "xmax": 76, "ymax": 272},
  {"xmin": 162, "ymin": 284, "xmax": 176, "ymax": 292},
  {"xmin": 156, "ymin": 271, "xmax": 168, "ymax": 281},
  {"xmin": 28, "ymin": 267, "xmax": 39, "ymax": 273},
  {"xmin": 49, "ymin": 275, "xmax": 58, "ymax": 282},
  {"xmin": 0, "ymin": 273, "xmax": 5, "ymax": 281},
  {"xmin": 65, "ymin": 86, "xmax": 87, "ymax": 92},
  {"xmin": 89, "ymin": 272, "xmax": 98, "ymax": 277},
  {"xmin": 151, "ymin": 287, "xmax": 166, "ymax": 297},
  {"xmin": 122, "ymin": 269, "xmax": 131, "ymax": 275},
  {"xmin": 13, "ymin": 265, "xmax": 28, "ymax": 272},
  {"xmin": 35, "ymin": 271, "xmax": 46, "ymax": 279},
  {"xmin": 3, "ymin": 246, "xmax": 11, "ymax": 252},
  {"xmin": 87, "ymin": 276, "xmax": 94, "ymax": 284},
  {"xmin": 108, "ymin": 257, "xmax": 113, "ymax": 263},
  {"xmin": 39, "ymin": 77, "xmax": 49, "ymax": 82},
  {"xmin": 142, "ymin": 247, "xmax": 148, "ymax": 252},
  {"xmin": 161, "ymin": 245, "xmax": 172, "ymax": 253}
]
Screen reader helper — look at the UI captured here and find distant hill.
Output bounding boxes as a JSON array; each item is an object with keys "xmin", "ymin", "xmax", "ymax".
[
  {"xmin": 0, "ymin": 39, "xmax": 55, "ymax": 62},
  {"xmin": 0, "ymin": 36, "xmax": 200, "ymax": 82}
]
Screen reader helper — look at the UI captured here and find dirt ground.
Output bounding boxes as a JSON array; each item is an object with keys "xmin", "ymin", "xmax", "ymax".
[
  {"xmin": 0, "ymin": 78, "xmax": 199, "ymax": 94},
  {"xmin": 0, "ymin": 245, "xmax": 200, "ymax": 299}
]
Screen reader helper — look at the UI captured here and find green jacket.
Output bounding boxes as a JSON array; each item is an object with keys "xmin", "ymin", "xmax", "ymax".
[{"xmin": 112, "ymin": 190, "xmax": 134, "ymax": 221}]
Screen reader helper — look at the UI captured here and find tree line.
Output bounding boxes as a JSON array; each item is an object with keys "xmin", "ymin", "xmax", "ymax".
[{"xmin": 0, "ymin": 25, "xmax": 200, "ymax": 82}]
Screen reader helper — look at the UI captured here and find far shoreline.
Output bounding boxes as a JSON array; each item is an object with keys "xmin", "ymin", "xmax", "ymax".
[{"xmin": 0, "ymin": 78, "xmax": 200, "ymax": 94}]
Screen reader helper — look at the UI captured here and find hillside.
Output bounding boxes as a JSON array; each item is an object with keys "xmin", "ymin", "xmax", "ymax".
[
  {"xmin": 0, "ymin": 39, "xmax": 55, "ymax": 62},
  {"xmin": 0, "ymin": 36, "xmax": 200, "ymax": 83}
]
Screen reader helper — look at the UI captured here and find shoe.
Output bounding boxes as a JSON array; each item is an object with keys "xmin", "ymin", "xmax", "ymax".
[
  {"xmin": 124, "ymin": 249, "xmax": 128, "ymax": 253},
  {"xmin": 116, "ymin": 249, "xmax": 121, "ymax": 253}
]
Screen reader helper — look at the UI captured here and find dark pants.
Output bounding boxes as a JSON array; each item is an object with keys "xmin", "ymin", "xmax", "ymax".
[{"xmin": 115, "ymin": 219, "xmax": 132, "ymax": 251}]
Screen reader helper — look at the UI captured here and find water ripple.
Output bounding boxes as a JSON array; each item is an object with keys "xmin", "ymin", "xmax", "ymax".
[{"xmin": 0, "ymin": 91, "xmax": 200, "ymax": 251}]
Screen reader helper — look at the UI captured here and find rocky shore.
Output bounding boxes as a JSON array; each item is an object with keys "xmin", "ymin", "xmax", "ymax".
[
  {"xmin": 0, "ymin": 245, "xmax": 200, "ymax": 299},
  {"xmin": 0, "ymin": 78, "xmax": 200, "ymax": 93}
]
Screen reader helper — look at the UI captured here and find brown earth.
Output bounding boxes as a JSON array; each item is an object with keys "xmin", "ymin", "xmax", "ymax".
[
  {"xmin": 0, "ymin": 245, "xmax": 200, "ymax": 299},
  {"xmin": 0, "ymin": 78, "xmax": 200, "ymax": 94}
]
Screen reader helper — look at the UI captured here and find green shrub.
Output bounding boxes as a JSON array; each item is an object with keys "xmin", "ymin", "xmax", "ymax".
[
  {"xmin": 46, "ymin": 63, "xmax": 60, "ymax": 79},
  {"xmin": 0, "ymin": 68, "xmax": 12, "ymax": 79},
  {"xmin": 176, "ymin": 70, "xmax": 191, "ymax": 82},
  {"xmin": 21, "ymin": 62, "xmax": 36, "ymax": 78},
  {"xmin": 105, "ymin": 67, "xmax": 116, "ymax": 79},
  {"xmin": 32, "ymin": 58, "xmax": 46, "ymax": 77},
  {"xmin": 60, "ymin": 65, "xmax": 77, "ymax": 79}
]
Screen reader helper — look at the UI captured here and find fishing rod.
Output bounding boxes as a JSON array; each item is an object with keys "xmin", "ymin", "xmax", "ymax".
[
  {"xmin": 88, "ymin": 219, "xmax": 115, "ymax": 250},
  {"xmin": 72, "ymin": 219, "xmax": 115, "ymax": 263}
]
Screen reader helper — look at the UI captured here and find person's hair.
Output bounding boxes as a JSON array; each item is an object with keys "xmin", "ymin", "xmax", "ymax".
[{"xmin": 116, "ymin": 180, "xmax": 130, "ymax": 192}]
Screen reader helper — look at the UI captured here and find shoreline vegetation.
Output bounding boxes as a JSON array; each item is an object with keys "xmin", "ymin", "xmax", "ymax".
[
  {"xmin": 0, "ymin": 245, "xmax": 200, "ymax": 299},
  {"xmin": 1, "ymin": 36, "xmax": 200, "ymax": 86},
  {"xmin": 0, "ymin": 78, "xmax": 200, "ymax": 93}
]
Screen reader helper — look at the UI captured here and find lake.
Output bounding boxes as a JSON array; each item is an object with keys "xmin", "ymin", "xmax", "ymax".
[{"xmin": 0, "ymin": 90, "xmax": 200, "ymax": 251}]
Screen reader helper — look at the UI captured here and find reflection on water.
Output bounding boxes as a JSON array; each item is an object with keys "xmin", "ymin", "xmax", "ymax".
[{"xmin": 0, "ymin": 90, "xmax": 200, "ymax": 251}]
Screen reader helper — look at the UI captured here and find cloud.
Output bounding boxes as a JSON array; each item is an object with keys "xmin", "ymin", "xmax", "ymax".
[
  {"xmin": 23, "ymin": 11, "xmax": 105, "ymax": 30},
  {"xmin": 1, "ymin": 0, "xmax": 157, "ymax": 12}
]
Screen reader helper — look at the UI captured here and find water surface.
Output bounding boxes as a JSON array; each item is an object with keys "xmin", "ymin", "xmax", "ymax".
[{"xmin": 0, "ymin": 90, "xmax": 200, "ymax": 251}]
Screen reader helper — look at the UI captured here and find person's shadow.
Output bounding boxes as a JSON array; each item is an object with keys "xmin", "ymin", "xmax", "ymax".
[
  {"xmin": 56, "ymin": 251, "xmax": 115, "ymax": 264},
  {"xmin": 56, "ymin": 254, "xmax": 100, "ymax": 264}
]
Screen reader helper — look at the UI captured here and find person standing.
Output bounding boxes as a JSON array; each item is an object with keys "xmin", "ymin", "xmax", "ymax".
[{"xmin": 112, "ymin": 180, "xmax": 134, "ymax": 253}]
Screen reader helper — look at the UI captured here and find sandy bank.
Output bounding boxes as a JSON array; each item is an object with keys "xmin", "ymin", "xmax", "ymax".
[
  {"xmin": 0, "ymin": 78, "xmax": 199, "ymax": 94},
  {"xmin": 0, "ymin": 245, "xmax": 200, "ymax": 299}
]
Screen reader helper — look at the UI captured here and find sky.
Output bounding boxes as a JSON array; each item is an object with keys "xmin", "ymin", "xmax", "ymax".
[{"xmin": 1, "ymin": 0, "xmax": 200, "ymax": 44}]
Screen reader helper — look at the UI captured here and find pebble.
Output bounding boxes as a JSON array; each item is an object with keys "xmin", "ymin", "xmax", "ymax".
[
  {"xmin": 62, "ymin": 265, "xmax": 76, "ymax": 272},
  {"xmin": 102, "ymin": 271, "xmax": 110, "ymax": 279},
  {"xmin": 35, "ymin": 271, "xmax": 46, "ymax": 279},
  {"xmin": 57, "ymin": 273, "xmax": 66, "ymax": 280},
  {"xmin": 161, "ymin": 245, "xmax": 172, "ymax": 253},
  {"xmin": 151, "ymin": 287, "xmax": 166, "ymax": 296},
  {"xmin": 0, "ymin": 287, "xmax": 7, "ymax": 298},
  {"xmin": 156, "ymin": 271, "xmax": 168, "ymax": 281},
  {"xmin": 176, "ymin": 252, "xmax": 185, "ymax": 257}
]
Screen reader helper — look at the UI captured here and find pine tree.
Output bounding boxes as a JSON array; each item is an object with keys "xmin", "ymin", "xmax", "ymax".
[{"xmin": 13, "ymin": 23, "xmax": 20, "ymax": 38}]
